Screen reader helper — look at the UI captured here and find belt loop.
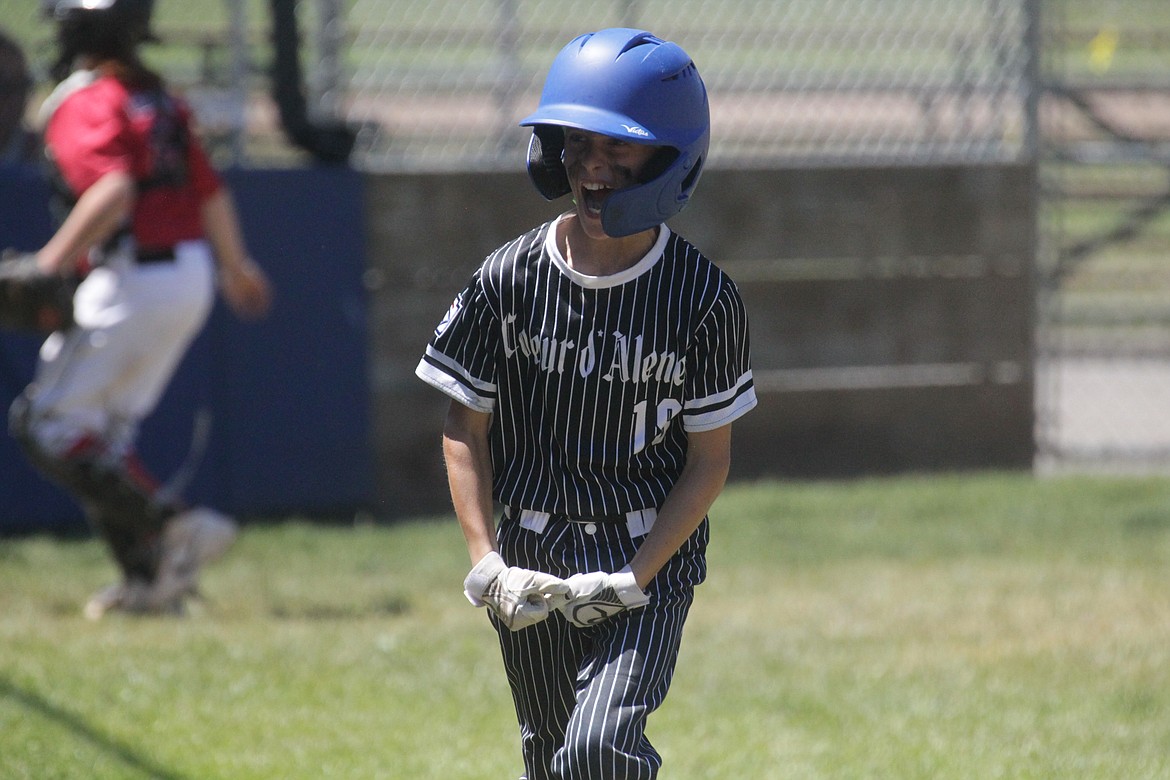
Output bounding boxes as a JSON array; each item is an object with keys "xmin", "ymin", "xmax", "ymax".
[
  {"xmin": 517, "ymin": 509, "xmax": 550, "ymax": 534},
  {"xmin": 625, "ymin": 508, "xmax": 657, "ymax": 538}
]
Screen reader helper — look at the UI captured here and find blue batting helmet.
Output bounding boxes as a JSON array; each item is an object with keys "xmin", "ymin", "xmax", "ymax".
[{"xmin": 520, "ymin": 28, "xmax": 710, "ymax": 238}]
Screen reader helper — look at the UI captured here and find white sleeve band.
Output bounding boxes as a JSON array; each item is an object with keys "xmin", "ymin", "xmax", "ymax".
[
  {"xmin": 612, "ymin": 566, "xmax": 650, "ymax": 608},
  {"xmin": 463, "ymin": 550, "xmax": 505, "ymax": 606}
]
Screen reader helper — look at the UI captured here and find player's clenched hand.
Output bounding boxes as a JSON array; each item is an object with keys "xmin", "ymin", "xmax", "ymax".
[
  {"xmin": 463, "ymin": 551, "xmax": 570, "ymax": 631},
  {"xmin": 219, "ymin": 257, "xmax": 272, "ymax": 320},
  {"xmin": 0, "ymin": 250, "xmax": 75, "ymax": 333},
  {"xmin": 559, "ymin": 566, "xmax": 650, "ymax": 628}
]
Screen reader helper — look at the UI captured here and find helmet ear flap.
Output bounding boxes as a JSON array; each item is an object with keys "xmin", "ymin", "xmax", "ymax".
[{"xmin": 526, "ymin": 125, "xmax": 571, "ymax": 201}]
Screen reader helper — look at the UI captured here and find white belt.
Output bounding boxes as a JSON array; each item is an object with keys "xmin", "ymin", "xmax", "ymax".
[{"xmin": 513, "ymin": 508, "xmax": 657, "ymax": 538}]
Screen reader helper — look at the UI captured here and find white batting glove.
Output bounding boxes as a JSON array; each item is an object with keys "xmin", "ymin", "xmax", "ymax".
[
  {"xmin": 463, "ymin": 551, "xmax": 570, "ymax": 631},
  {"xmin": 559, "ymin": 566, "xmax": 650, "ymax": 628}
]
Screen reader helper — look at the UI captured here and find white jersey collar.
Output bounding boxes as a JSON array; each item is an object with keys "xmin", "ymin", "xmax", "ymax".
[{"xmin": 544, "ymin": 214, "xmax": 670, "ymax": 289}]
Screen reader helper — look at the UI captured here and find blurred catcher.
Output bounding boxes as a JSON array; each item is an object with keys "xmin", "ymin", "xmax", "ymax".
[{"xmin": 8, "ymin": 0, "xmax": 272, "ymax": 618}]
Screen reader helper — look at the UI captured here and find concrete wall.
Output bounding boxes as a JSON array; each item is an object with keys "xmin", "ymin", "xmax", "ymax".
[{"xmin": 364, "ymin": 165, "xmax": 1036, "ymax": 517}]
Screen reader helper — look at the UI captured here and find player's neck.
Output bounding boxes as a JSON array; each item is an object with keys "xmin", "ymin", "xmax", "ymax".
[{"xmin": 559, "ymin": 216, "xmax": 657, "ymax": 277}]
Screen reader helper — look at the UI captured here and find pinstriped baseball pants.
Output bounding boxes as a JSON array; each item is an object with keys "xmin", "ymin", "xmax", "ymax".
[{"xmin": 493, "ymin": 512, "xmax": 708, "ymax": 780}]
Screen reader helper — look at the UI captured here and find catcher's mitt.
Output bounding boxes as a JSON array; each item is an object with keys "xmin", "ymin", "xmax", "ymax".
[{"xmin": 0, "ymin": 250, "xmax": 75, "ymax": 334}]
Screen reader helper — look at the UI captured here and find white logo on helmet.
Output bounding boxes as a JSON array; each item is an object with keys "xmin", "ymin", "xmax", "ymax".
[{"xmin": 621, "ymin": 124, "xmax": 650, "ymax": 137}]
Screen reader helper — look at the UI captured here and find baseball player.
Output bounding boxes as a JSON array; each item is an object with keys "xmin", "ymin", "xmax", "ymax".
[
  {"xmin": 9, "ymin": 0, "xmax": 271, "ymax": 618},
  {"xmin": 416, "ymin": 28, "xmax": 757, "ymax": 779}
]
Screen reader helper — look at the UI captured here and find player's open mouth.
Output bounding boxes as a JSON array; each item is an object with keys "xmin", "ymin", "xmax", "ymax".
[{"xmin": 581, "ymin": 182, "xmax": 612, "ymax": 215}]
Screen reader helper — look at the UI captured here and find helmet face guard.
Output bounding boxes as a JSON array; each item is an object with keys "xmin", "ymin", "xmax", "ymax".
[{"xmin": 521, "ymin": 28, "xmax": 710, "ymax": 238}]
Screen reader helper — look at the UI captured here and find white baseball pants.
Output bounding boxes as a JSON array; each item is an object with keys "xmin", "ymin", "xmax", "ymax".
[{"xmin": 22, "ymin": 239, "xmax": 215, "ymax": 458}]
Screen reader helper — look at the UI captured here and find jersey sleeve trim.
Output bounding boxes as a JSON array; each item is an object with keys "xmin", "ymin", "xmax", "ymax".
[
  {"xmin": 682, "ymin": 371, "xmax": 758, "ymax": 432},
  {"xmin": 416, "ymin": 347, "xmax": 497, "ymax": 413}
]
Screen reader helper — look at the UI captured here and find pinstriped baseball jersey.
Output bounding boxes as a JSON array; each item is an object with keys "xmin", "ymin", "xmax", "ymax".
[{"xmin": 416, "ymin": 215, "xmax": 757, "ymax": 516}]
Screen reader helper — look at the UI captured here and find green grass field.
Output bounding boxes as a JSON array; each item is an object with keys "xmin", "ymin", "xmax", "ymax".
[{"xmin": 2, "ymin": 472, "xmax": 1169, "ymax": 779}]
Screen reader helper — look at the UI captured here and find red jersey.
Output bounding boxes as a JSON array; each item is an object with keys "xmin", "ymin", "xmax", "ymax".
[{"xmin": 44, "ymin": 70, "xmax": 222, "ymax": 250}]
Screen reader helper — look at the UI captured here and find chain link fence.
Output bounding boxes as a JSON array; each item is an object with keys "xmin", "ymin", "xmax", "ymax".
[
  {"xmin": 1037, "ymin": 0, "xmax": 1170, "ymax": 471},
  {"xmin": 0, "ymin": 0, "xmax": 1037, "ymax": 169},
  {"xmin": 343, "ymin": 0, "xmax": 1036, "ymax": 170}
]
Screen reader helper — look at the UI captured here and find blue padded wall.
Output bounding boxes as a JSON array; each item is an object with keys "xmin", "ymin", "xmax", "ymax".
[{"xmin": 0, "ymin": 165, "xmax": 374, "ymax": 534}]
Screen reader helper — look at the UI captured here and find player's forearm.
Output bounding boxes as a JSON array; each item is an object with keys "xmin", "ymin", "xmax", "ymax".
[
  {"xmin": 442, "ymin": 402, "xmax": 498, "ymax": 564},
  {"xmin": 199, "ymin": 187, "xmax": 272, "ymax": 319},
  {"xmin": 38, "ymin": 171, "xmax": 135, "ymax": 273},
  {"xmin": 627, "ymin": 426, "xmax": 731, "ymax": 589},
  {"xmin": 199, "ymin": 187, "xmax": 250, "ymax": 272}
]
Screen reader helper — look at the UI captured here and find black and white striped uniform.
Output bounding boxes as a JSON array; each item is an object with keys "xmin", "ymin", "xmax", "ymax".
[{"xmin": 416, "ymin": 216, "xmax": 756, "ymax": 780}]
